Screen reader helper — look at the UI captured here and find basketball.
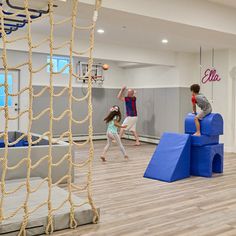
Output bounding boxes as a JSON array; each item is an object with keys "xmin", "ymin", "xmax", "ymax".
[{"xmin": 102, "ymin": 64, "xmax": 109, "ymax": 70}]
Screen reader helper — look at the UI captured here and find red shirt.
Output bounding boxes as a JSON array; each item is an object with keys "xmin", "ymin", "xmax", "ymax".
[
  {"xmin": 192, "ymin": 95, "xmax": 196, "ymax": 105},
  {"xmin": 125, "ymin": 97, "xmax": 137, "ymax": 117}
]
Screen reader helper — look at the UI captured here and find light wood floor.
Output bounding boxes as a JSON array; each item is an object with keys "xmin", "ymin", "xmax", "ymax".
[{"xmin": 55, "ymin": 140, "xmax": 236, "ymax": 236}]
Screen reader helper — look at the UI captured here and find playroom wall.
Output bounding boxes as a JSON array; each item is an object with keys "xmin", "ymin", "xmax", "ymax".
[
  {"xmin": 193, "ymin": 49, "xmax": 235, "ymax": 152},
  {"xmin": 122, "ymin": 52, "xmax": 198, "ymax": 136},
  {"xmin": 0, "ymin": 49, "xmax": 198, "ymax": 140},
  {"xmin": 0, "ymin": 50, "xmax": 125, "ymax": 134}
]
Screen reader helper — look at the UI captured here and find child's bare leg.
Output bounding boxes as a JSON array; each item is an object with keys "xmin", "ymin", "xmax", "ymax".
[
  {"xmin": 193, "ymin": 117, "xmax": 201, "ymax": 136},
  {"xmin": 132, "ymin": 131, "xmax": 141, "ymax": 145}
]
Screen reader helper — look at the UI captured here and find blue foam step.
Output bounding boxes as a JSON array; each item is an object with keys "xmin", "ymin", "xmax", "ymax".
[
  {"xmin": 144, "ymin": 132, "xmax": 191, "ymax": 182},
  {"xmin": 191, "ymin": 143, "xmax": 224, "ymax": 177},
  {"xmin": 191, "ymin": 135, "xmax": 219, "ymax": 146},
  {"xmin": 185, "ymin": 113, "xmax": 223, "ymax": 136}
]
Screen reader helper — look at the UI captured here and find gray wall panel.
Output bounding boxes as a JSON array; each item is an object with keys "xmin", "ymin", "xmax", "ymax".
[
  {"xmin": 92, "ymin": 88, "xmax": 107, "ymax": 134},
  {"xmin": 140, "ymin": 89, "xmax": 155, "ymax": 136},
  {"xmin": 31, "ymin": 86, "xmax": 191, "ymax": 139},
  {"xmin": 32, "ymin": 87, "xmax": 50, "ymax": 134},
  {"xmin": 134, "ymin": 89, "xmax": 143, "ymax": 135},
  {"xmin": 179, "ymin": 87, "xmax": 192, "ymax": 133},
  {"xmin": 164, "ymin": 88, "xmax": 180, "ymax": 133},
  {"xmin": 154, "ymin": 88, "xmax": 166, "ymax": 137},
  {"xmin": 72, "ymin": 87, "xmax": 89, "ymax": 135}
]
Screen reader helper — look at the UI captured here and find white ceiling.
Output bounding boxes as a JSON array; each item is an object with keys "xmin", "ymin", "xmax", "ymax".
[
  {"xmin": 208, "ymin": 0, "xmax": 236, "ymax": 8},
  {"xmin": 4, "ymin": 1, "xmax": 236, "ymax": 53}
]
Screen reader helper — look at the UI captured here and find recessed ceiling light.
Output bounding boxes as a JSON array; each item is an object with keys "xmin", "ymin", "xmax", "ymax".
[
  {"xmin": 97, "ymin": 29, "xmax": 105, "ymax": 34},
  {"xmin": 162, "ymin": 39, "xmax": 168, "ymax": 44}
]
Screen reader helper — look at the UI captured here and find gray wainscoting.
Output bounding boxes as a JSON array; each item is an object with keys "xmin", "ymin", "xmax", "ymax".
[{"xmin": 32, "ymin": 86, "xmax": 191, "ymax": 138}]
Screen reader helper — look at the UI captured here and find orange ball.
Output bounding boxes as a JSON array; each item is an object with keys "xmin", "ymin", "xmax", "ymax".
[{"xmin": 102, "ymin": 64, "xmax": 109, "ymax": 70}]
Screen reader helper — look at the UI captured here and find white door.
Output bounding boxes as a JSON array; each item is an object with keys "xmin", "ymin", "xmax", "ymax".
[{"xmin": 0, "ymin": 70, "xmax": 19, "ymax": 132}]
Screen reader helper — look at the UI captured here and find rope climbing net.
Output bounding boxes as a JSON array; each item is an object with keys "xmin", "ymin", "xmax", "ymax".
[{"xmin": 0, "ymin": 0, "xmax": 101, "ymax": 234}]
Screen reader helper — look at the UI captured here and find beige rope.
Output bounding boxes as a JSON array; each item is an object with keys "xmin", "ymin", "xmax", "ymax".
[
  {"xmin": 45, "ymin": 1, "xmax": 54, "ymax": 233},
  {"xmin": 18, "ymin": 0, "xmax": 34, "ymax": 233},
  {"xmin": 86, "ymin": 0, "xmax": 102, "ymax": 224},
  {"xmin": 0, "ymin": 0, "xmax": 102, "ymax": 233},
  {"xmin": 0, "ymin": 4, "xmax": 10, "ymax": 223}
]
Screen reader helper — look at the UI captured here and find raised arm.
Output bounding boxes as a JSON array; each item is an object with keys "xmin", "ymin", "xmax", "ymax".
[{"xmin": 117, "ymin": 86, "xmax": 126, "ymax": 101}]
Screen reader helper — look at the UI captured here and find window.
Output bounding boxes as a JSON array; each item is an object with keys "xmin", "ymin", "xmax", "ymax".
[
  {"xmin": 47, "ymin": 56, "xmax": 70, "ymax": 74},
  {"xmin": 0, "ymin": 74, "xmax": 13, "ymax": 107}
]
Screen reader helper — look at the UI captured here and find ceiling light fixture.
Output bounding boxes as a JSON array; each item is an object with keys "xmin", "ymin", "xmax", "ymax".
[
  {"xmin": 162, "ymin": 39, "xmax": 168, "ymax": 44},
  {"xmin": 97, "ymin": 29, "xmax": 105, "ymax": 34}
]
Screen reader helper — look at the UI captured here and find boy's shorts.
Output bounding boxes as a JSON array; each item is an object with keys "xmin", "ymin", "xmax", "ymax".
[
  {"xmin": 196, "ymin": 108, "xmax": 212, "ymax": 120},
  {"xmin": 122, "ymin": 116, "xmax": 138, "ymax": 132}
]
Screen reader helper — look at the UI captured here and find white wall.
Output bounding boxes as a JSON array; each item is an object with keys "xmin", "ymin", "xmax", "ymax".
[
  {"xmin": 123, "ymin": 52, "xmax": 198, "ymax": 88},
  {"xmin": 124, "ymin": 65, "xmax": 178, "ymax": 88},
  {"xmin": 196, "ymin": 49, "xmax": 233, "ymax": 151}
]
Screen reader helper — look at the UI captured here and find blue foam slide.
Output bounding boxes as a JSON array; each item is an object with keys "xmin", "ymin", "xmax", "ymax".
[
  {"xmin": 191, "ymin": 143, "xmax": 224, "ymax": 177},
  {"xmin": 191, "ymin": 135, "xmax": 219, "ymax": 147},
  {"xmin": 144, "ymin": 132, "xmax": 191, "ymax": 182},
  {"xmin": 185, "ymin": 113, "xmax": 223, "ymax": 136}
]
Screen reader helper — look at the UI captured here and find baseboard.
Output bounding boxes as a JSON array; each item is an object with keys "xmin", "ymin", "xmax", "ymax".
[
  {"xmin": 224, "ymin": 146, "xmax": 236, "ymax": 153},
  {"xmin": 67, "ymin": 134, "xmax": 160, "ymax": 145}
]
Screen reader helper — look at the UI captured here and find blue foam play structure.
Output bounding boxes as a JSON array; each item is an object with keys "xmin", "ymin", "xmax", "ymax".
[
  {"xmin": 185, "ymin": 113, "xmax": 223, "ymax": 135},
  {"xmin": 144, "ymin": 113, "xmax": 224, "ymax": 182},
  {"xmin": 144, "ymin": 133, "xmax": 191, "ymax": 182},
  {"xmin": 0, "ymin": 139, "xmax": 29, "ymax": 148},
  {"xmin": 191, "ymin": 144, "xmax": 224, "ymax": 177},
  {"xmin": 191, "ymin": 135, "xmax": 219, "ymax": 147},
  {"xmin": 0, "ymin": 140, "xmax": 4, "ymax": 148}
]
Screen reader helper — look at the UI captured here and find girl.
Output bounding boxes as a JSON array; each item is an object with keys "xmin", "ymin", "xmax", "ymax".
[{"xmin": 101, "ymin": 105, "xmax": 128, "ymax": 162}]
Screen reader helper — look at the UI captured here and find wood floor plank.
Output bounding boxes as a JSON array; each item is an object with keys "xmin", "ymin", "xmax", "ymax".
[{"xmin": 54, "ymin": 140, "xmax": 236, "ymax": 236}]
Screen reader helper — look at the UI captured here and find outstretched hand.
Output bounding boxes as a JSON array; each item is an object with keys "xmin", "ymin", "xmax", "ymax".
[{"xmin": 122, "ymin": 86, "xmax": 127, "ymax": 91}]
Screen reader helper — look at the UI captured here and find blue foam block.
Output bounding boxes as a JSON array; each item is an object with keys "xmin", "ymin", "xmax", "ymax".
[
  {"xmin": 191, "ymin": 135, "xmax": 219, "ymax": 146},
  {"xmin": 8, "ymin": 139, "xmax": 29, "ymax": 147},
  {"xmin": 185, "ymin": 113, "xmax": 223, "ymax": 136},
  {"xmin": 144, "ymin": 132, "xmax": 191, "ymax": 182},
  {"xmin": 0, "ymin": 140, "xmax": 5, "ymax": 148},
  {"xmin": 191, "ymin": 143, "xmax": 224, "ymax": 177}
]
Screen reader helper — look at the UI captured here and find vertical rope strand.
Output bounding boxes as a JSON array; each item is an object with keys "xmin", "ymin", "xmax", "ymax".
[
  {"xmin": 18, "ymin": 0, "xmax": 34, "ymax": 234},
  {"xmin": 86, "ymin": 0, "xmax": 102, "ymax": 223},
  {"xmin": 68, "ymin": 0, "xmax": 79, "ymax": 229},
  {"xmin": 46, "ymin": 0, "xmax": 55, "ymax": 234},
  {"xmin": 0, "ymin": 5, "xmax": 9, "ymax": 224}
]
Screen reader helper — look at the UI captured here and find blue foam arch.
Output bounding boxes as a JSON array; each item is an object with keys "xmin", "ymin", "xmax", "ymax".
[
  {"xmin": 185, "ymin": 113, "xmax": 223, "ymax": 136},
  {"xmin": 191, "ymin": 144, "xmax": 224, "ymax": 177}
]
